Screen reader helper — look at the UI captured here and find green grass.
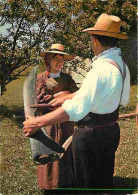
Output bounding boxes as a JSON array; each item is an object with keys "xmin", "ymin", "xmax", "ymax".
[{"xmin": 0, "ymin": 66, "xmax": 137, "ymax": 195}]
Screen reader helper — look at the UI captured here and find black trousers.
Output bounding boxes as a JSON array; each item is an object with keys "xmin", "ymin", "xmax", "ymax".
[{"xmin": 72, "ymin": 123, "xmax": 120, "ymax": 188}]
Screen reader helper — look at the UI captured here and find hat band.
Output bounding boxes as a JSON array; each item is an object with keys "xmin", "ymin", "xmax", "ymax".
[{"xmin": 50, "ymin": 48, "xmax": 63, "ymax": 52}]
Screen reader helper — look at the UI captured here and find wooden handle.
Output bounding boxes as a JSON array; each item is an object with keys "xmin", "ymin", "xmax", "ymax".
[
  {"xmin": 119, "ymin": 113, "xmax": 138, "ymax": 119},
  {"xmin": 30, "ymin": 104, "xmax": 55, "ymax": 108}
]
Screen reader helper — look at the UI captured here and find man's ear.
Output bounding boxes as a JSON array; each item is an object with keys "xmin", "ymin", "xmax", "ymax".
[{"xmin": 91, "ymin": 36, "xmax": 98, "ymax": 47}]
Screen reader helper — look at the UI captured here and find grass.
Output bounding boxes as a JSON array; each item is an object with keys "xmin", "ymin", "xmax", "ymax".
[{"xmin": 0, "ymin": 66, "xmax": 137, "ymax": 195}]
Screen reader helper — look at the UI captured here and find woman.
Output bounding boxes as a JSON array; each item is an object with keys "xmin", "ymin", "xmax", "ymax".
[{"xmin": 36, "ymin": 44, "xmax": 78, "ymax": 189}]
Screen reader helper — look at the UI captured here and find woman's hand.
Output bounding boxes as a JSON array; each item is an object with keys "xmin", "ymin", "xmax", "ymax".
[
  {"xmin": 49, "ymin": 97, "xmax": 66, "ymax": 106},
  {"xmin": 39, "ymin": 94, "xmax": 53, "ymax": 103},
  {"xmin": 23, "ymin": 115, "xmax": 41, "ymax": 137}
]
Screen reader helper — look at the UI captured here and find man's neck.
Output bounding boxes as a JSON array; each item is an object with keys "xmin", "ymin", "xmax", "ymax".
[{"xmin": 94, "ymin": 46, "xmax": 111, "ymax": 56}]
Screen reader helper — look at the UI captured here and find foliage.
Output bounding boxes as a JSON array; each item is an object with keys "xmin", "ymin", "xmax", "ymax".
[
  {"xmin": 0, "ymin": 0, "xmax": 137, "ymax": 94},
  {"xmin": 0, "ymin": 0, "xmax": 54, "ymax": 94},
  {"xmin": 50, "ymin": 0, "xmax": 137, "ymax": 57},
  {"xmin": 50, "ymin": 0, "xmax": 137, "ymax": 85}
]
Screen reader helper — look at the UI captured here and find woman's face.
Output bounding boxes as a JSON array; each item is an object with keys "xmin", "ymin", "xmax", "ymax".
[{"xmin": 50, "ymin": 54, "xmax": 64, "ymax": 73}]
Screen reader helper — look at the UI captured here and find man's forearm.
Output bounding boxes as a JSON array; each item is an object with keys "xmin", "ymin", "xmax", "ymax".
[
  {"xmin": 63, "ymin": 91, "xmax": 77, "ymax": 101},
  {"xmin": 36, "ymin": 107, "xmax": 69, "ymax": 128},
  {"xmin": 54, "ymin": 91, "xmax": 71, "ymax": 98},
  {"xmin": 49, "ymin": 91, "xmax": 78, "ymax": 106}
]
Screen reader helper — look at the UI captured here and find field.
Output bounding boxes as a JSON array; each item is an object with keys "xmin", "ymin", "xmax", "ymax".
[{"xmin": 0, "ymin": 65, "xmax": 137, "ymax": 195}]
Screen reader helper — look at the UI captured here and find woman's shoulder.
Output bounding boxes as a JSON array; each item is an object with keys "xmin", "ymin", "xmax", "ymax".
[
  {"xmin": 37, "ymin": 71, "xmax": 46, "ymax": 77},
  {"xmin": 37, "ymin": 71, "xmax": 47, "ymax": 79}
]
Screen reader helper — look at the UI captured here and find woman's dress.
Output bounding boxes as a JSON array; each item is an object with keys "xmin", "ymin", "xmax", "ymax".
[{"xmin": 36, "ymin": 71, "xmax": 78, "ymax": 189}]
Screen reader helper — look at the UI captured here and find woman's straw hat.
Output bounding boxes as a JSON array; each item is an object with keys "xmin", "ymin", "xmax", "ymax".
[
  {"xmin": 83, "ymin": 13, "xmax": 128, "ymax": 39},
  {"xmin": 40, "ymin": 44, "xmax": 74, "ymax": 61}
]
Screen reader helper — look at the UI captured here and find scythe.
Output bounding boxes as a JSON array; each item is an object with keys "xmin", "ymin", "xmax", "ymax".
[{"xmin": 23, "ymin": 66, "xmax": 72, "ymax": 165}]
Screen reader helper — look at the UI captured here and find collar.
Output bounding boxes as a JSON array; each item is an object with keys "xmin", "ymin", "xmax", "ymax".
[
  {"xmin": 49, "ymin": 70, "xmax": 61, "ymax": 78},
  {"xmin": 92, "ymin": 47, "xmax": 121, "ymax": 62}
]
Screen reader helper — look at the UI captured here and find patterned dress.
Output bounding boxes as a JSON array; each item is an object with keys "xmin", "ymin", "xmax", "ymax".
[{"xmin": 36, "ymin": 71, "xmax": 78, "ymax": 189}]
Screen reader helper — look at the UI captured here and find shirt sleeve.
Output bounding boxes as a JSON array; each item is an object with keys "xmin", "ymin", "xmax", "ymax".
[
  {"xmin": 62, "ymin": 62, "xmax": 125, "ymax": 122},
  {"xmin": 62, "ymin": 68, "xmax": 100, "ymax": 121}
]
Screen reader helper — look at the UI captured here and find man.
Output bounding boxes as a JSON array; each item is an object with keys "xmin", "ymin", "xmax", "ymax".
[{"xmin": 23, "ymin": 13, "xmax": 130, "ymax": 188}]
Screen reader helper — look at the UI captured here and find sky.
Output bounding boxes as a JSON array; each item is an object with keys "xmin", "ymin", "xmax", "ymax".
[
  {"xmin": 0, "ymin": 25, "xmax": 9, "ymax": 36},
  {"xmin": 0, "ymin": 0, "xmax": 50, "ymax": 36},
  {"xmin": 0, "ymin": 22, "xmax": 11, "ymax": 36}
]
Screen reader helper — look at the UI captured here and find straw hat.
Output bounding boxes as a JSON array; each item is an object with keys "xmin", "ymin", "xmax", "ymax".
[
  {"xmin": 40, "ymin": 44, "xmax": 74, "ymax": 61},
  {"xmin": 83, "ymin": 13, "xmax": 128, "ymax": 39}
]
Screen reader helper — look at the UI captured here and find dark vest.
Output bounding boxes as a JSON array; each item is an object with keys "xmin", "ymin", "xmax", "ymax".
[
  {"xmin": 89, "ymin": 107, "xmax": 119, "ymax": 126},
  {"xmin": 77, "ymin": 107, "xmax": 119, "ymax": 127}
]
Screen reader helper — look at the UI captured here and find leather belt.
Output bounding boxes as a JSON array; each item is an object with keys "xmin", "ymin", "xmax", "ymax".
[
  {"xmin": 77, "ymin": 120, "xmax": 117, "ymax": 129},
  {"xmin": 92, "ymin": 121, "xmax": 117, "ymax": 129}
]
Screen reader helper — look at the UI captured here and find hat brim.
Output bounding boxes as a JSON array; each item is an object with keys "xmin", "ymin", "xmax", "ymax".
[
  {"xmin": 83, "ymin": 28, "xmax": 129, "ymax": 39},
  {"xmin": 40, "ymin": 51, "xmax": 74, "ymax": 61}
]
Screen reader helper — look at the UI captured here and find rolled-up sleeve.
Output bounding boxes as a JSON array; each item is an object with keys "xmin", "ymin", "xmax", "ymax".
[
  {"xmin": 62, "ymin": 69, "xmax": 99, "ymax": 121},
  {"xmin": 62, "ymin": 59, "xmax": 129, "ymax": 121}
]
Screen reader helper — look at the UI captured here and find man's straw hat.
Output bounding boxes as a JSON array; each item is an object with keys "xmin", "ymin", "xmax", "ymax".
[
  {"xmin": 40, "ymin": 44, "xmax": 74, "ymax": 61},
  {"xmin": 83, "ymin": 13, "xmax": 128, "ymax": 39}
]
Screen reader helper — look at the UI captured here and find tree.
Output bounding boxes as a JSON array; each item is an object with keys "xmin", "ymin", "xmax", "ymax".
[
  {"xmin": 50, "ymin": 0, "xmax": 137, "ymax": 58},
  {"xmin": 49, "ymin": 0, "xmax": 137, "ymax": 84},
  {"xmin": 0, "ymin": 0, "xmax": 137, "ymax": 94},
  {"xmin": 0, "ymin": 0, "xmax": 54, "ymax": 94}
]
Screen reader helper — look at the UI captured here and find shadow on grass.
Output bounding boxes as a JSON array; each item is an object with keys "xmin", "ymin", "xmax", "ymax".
[
  {"xmin": 40, "ymin": 177, "xmax": 137, "ymax": 195},
  {"xmin": 0, "ymin": 104, "xmax": 25, "ymax": 128},
  {"xmin": 113, "ymin": 176, "xmax": 137, "ymax": 194},
  {"xmin": 5, "ymin": 72, "xmax": 30, "ymax": 85}
]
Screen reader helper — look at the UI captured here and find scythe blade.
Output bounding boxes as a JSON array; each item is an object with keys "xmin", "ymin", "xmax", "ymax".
[{"xmin": 23, "ymin": 66, "xmax": 65, "ymax": 165}]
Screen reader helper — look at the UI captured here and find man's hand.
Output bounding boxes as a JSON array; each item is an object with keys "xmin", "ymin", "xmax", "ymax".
[
  {"xmin": 49, "ymin": 91, "xmax": 77, "ymax": 106},
  {"xmin": 23, "ymin": 115, "xmax": 41, "ymax": 137},
  {"xmin": 49, "ymin": 97, "xmax": 66, "ymax": 106}
]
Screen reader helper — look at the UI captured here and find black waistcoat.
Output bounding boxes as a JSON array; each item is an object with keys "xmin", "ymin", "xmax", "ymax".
[
  {"xmin": 77, "ymin": 107, "xmax": 119, "ymax": 127},
  {"xmin": 89, "ymin": 106, "xmax": 119, "ymax": 126}
]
